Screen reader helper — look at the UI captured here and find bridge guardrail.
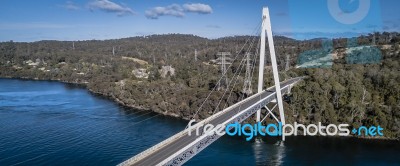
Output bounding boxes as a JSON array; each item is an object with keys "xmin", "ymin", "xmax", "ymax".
[
  {"xmin": 118, "ymin": 77, "xmax": 302, "ymax": 166},
  {"xmin": 160, "ymin": 83, "xmax": 294, "ymax": 165},
  {"xmin": 118, "ymin": 102, "xmax": 234, "ymax": 165}
]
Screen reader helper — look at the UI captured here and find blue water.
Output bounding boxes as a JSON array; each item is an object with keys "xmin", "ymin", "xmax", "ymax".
[{"xmin": 0, "ymin": 78, "xmax": 399, "ymax": 165}]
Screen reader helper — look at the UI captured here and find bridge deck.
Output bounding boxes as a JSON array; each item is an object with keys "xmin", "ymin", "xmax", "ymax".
[{"xmin": 120, "ymin": 77, "xmax": 302, "ymax": 166}]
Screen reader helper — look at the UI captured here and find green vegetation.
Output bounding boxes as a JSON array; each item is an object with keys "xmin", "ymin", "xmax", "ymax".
[
  {"xmin": 0, "ymin": 32, "xmax": 399, "ymax": 139},
  {"xmin": 346, "ymin": 46, "xmax": 382, "ymax": 64}
]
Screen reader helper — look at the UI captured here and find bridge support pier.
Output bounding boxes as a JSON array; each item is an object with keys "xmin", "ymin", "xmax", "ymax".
[{"xmin": 257, "ymin": 7, "xmax": 286, "ymax": 140}]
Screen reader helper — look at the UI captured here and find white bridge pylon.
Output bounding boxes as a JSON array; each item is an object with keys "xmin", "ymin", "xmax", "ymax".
[
  {"xmin": 118, "ymin": 7, "xmax": 299, "ymax": 166},
  {"xmin": 256, "ymin": 7, "xmax": 286, "ymax": 130}
]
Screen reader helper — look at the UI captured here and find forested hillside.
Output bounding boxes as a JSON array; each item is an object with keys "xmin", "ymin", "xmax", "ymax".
[{"xmin": 0, "ymin": 32, "xmax": 399, "ymax": 139}]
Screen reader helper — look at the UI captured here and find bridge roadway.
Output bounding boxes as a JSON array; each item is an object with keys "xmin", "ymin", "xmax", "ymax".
[{"xmin": 120, "ymin": 77, "xmax": 302, "ymax": 166}]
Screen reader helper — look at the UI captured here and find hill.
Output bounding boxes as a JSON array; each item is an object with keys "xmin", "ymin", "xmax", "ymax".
[{"xmin": 0, "ymin": 32, "xmax": 399, "ymax": 139}]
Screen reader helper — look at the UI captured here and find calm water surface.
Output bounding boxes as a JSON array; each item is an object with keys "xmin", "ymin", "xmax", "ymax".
[{"xmin": 0, "ymin": 78, "xmax": 399, "ymax": 165}]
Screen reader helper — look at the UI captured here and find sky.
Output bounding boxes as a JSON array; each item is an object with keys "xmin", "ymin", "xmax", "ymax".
[{"xmin": 0, "ymin": 0, "xmax": 399, "ymax": 42}]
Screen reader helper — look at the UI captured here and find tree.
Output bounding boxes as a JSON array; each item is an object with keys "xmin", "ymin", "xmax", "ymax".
[{"xmin": 0, "ymin": 41, "xmax": 16, "ymax": 64}]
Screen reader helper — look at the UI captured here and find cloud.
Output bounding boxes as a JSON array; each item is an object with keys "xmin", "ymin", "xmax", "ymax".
[
  {"xmin": 206, "ymin": 25, "xmax": 221, "ymax": 29},
  {"xmin": 183, "ymin": 3, "xmax": 212, "ymax": 14},
  {"xmin": 145, "ymin": 4, "xmax": 184, "ymax": 19},
  {"xmin": 60, "ymin": 1, "xmax": 80, "ymax": 10},
  {"xmin": 145, "ymin": 3, "xmax": 212, "ymax": 19},
  {"xmin": 88, "ymin": 0, "xmax": 135, "ymax": 16}
]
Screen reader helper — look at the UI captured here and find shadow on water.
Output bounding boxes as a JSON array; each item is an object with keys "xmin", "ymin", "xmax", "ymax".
[{"xmin": 252, "ymin": 137, "xmax": 285, "ymax": 166}]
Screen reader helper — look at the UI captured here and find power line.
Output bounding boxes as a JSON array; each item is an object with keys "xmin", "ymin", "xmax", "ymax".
[
  {"xmin": 223, "ymin": 34, "xmax": 260, "ymax": 111},
  {"xmin": 187, "ymin": 19, "xmax": 262, "ymax": 124}
]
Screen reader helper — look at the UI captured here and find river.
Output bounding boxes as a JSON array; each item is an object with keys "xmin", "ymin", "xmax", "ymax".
[{"xmin": 0, "ymin": 78, "xmax": 399, "ymax": 165}]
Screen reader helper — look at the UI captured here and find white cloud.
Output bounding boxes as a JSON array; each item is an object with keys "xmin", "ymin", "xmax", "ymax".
[
  {"xmin": 183, "ymin": 3, "xmax": 212, "ymax": 14},
  {"xmin": 145, "ymin": 3, "xmax": 212, "ymax": 19},
  {"xmin": 145, "ymin": 4, "xmax": 184, "ymax": 19},
  {"xmin": 60, "ymin": 1, "xmax": 80, "ymax": 10},
  {"xmin": 88, "ymin": 0, "xmax": 135, "ymax": 16}
]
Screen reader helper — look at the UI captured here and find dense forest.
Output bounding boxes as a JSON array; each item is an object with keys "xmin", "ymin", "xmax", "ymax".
[{"xmin": 0, "ymin": 32, "xmax": 399, "ymax": 139}]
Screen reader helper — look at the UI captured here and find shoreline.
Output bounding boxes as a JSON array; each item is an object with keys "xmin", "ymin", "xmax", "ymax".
[
  {"xmin": 0, "ymin": 76, "xmax": 398, "ymax": 141},
  {"xmin": 0, "ymin": 76, "xmax": 186, "ymax": 119}
]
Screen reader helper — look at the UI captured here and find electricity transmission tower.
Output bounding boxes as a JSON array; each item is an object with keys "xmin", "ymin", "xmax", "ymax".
[
  {"xmin": 112, "ymin": 46, "xmax": 115, "ymax": 56},
  {"xmin": 216, "ymin": 52, "xmax": 231, "ymax": 89},
  {"xmin": 243, "ymin": 52, "xmax": 253, "ymax": 95},
  {"xmin": 195, "ymin": 49, "xmax": 198, "ymax": 61},
  {"xmin": 285, "ymin": 54, "xmax": 290, "ymax": 71}
]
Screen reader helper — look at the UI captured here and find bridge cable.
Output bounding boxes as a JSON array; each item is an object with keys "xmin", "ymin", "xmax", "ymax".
[
  {"xmin": 211, "ymin": 48, "xmax": 247, "ymax": 114},
  {"xmin": 233, "ymin": 38, "xmax": 261, "ymax": 117},
  {"xmin": 186, "ymin": 19, "xmax": 262, "ymax": 127},
  {"xmin": 1, "ymin": 21, "xmax": 264, "ymax": 164},
  {"xmin": 199, "ymin": 35, "xmax": 259, "ymax": 135},
  {"xmin": 200, "ymin": 33, "xmax": 259, "ymax": 135},
  {"xmin": 220, "ymin": 33, "xmax": 260, "ymax": 112},
  {"xmin": 222, "ymin": 36, "xmax": 260, "ymax": 119}
]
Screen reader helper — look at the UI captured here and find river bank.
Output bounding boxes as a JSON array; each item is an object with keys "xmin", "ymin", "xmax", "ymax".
[
  {"xmin": 0, "ymin": 76, "xmax": 186, "ymax": 118},
  {"xmin": 0, "ymin": 76, "xmax": 398, "ymax": 141}
]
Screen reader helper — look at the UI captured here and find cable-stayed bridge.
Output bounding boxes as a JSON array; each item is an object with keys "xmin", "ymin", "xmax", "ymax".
[
  {"xmin": 119, "ymin": 78, "xmax": 301, "ymax": 166},
  {"xmin": 119, "ymin": 7, "xmax": 303, "ymax": 166}
]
